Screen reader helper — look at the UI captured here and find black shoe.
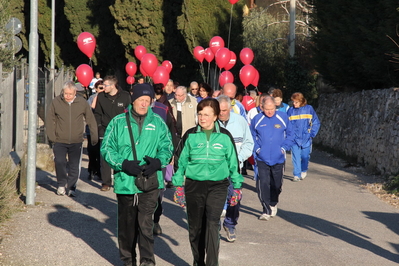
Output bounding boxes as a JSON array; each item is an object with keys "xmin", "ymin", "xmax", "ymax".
[
  {"xmin": 88, "ymin": 171, "xmax": 94, "ymax": 180},
  {"xmin": 166, "ymin": 181, "xmax": 174, "ymax": 188},
  {"xmin": 139, "ymin": 259, "xmax": 155, "ymax": 266},
  {"xmin": 241, "ymin": 168, "xmax": 248, "ymax": 175},
  {"xmin": 153, "ymin": 223, "xmax": 162, "ymax": 235}
]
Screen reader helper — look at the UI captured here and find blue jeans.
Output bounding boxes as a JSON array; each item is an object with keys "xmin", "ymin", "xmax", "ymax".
[
  {"xmin": 223, "ymin": 179, "xmax": 240, "ymax": 230},
  {"xmin": 291, "ymin": 144, "xmax": 312, "ymax": 177}
]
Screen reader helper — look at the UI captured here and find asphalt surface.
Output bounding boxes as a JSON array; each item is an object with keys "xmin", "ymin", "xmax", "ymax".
[{"xmin": 0, "ymin": 148, "xmax": 398, "ymax": 266}]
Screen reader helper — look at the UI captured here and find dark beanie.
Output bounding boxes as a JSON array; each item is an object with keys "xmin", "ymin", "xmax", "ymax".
[{"xmin": 131, "ymin": 83, "xmax": 155, "ymax": 103}]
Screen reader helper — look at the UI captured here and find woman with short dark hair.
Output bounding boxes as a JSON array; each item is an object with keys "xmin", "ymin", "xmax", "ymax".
[
  {"xmin": 172, "ymin": 98, "xmax": 243, "ymax": 266},
  {"xmin": 197, "ymin": 82, "xmax": 213, "ymax": 103}
]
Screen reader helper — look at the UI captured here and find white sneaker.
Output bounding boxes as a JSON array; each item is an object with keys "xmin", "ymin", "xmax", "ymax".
[
  {"xmin": 57, "ymin": 187, "xmax": 66, "ymax": 196},
  {"xmin": 293, "ymin": 176, "xmax": 300, "ymax": 182},
  {"xmin": 270, "ymin": 206, "xmax": 278, "ymax": 217},
  {"xmin": 220, "ymin": 209, "xmax": 226, "ymax": 218},
  {"xmin": 258, "ymin": 213, "xmax": 270, "ymax": 221},
  {"xmin": 301, "ymin": 172, "xmax": 307, "ymax": 179}
]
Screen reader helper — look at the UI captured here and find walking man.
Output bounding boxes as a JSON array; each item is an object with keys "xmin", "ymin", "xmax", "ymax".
[
  {"xmin": 217, "ymin": 95, "xmax": 253, "ymax": 242},
  {"xmin": 46, "ymin": 81, "xmax": 98, "ymax": 197},
  {"xmin": 94, "ymin": 75, "xmax": 131, "ymax": 191},
  {"xmin": 250, "ymin": 96, "xmax": 294, "ymax": 220}
]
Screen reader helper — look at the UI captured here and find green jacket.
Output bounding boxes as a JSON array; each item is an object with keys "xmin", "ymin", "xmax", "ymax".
[
  {"xmin": 173, "ymin": 122, "xmax": 243, "ymax": 189},
  {"xmin": 101, "ymin": 106, "xmax": 173, "ymax": 194}
]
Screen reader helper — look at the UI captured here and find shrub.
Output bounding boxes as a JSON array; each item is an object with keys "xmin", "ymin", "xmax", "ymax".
[{"xmin": 0, "ymin": 158, "xmax": 23, "ymax": 224}]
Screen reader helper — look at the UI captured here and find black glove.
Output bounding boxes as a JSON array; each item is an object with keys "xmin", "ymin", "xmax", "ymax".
[
  {"xmin": 122, "ymin": 160, "xmax": 143, "ymax": 176},
  {"xmin": 143, "ymin": 156, "xmax": 161, "ymax": 176}
]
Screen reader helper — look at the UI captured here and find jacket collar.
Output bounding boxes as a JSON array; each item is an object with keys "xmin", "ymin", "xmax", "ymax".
[{"xmin": 195, "ymin": 121, "xmax": 220, "ymax": 133}]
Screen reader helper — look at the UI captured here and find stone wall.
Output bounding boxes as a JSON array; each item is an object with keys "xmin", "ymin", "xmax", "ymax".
[{"xmin": 314, "ymin": 88, "xmax": 399, "ymax": 176}]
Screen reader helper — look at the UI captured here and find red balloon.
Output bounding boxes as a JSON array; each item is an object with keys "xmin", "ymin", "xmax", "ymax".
[
  {"xmin": 134, "ymin": 45, "xmax": 147, "ymax": 61},
  {"xmin": 209, "ymin": 36, "xmax": 225, "ymax": 55},
  {"xmin": 251, "ymin": 68, "xmax": 259, "ymax": 87},
  {"xmin": 77, "ymin": 32, "xmax": 96, "ymax": 59},
  {"xmin": 162, "ymin": 60, "xmax": 173, "ymax": 73},
  {"xmin": 140, "ymin": 65, "xmax": 148, "ymax": 77},
  {"xmin": 242, "ymin": 95, "xmax": 256, "ymax": 111},
  {"xmin": 229, "ymin": 0, "xmax": 239, "ymax": 4},
  {"xmin": 141, "ymin": 53, "xmax": 158, "ymax": 77},
  {"xmin": 126, "ymin": 76, "xmax": 135, "ymax": 85},
  {"xmin": 215, "ymin": 47, "xmax": 231, "ymax": 69},
  {"xmin": 240, "ymin": 47, "xmax": 254, "ymax": 65},
  {"xmin": 224, "ymin": 51, "xmax": 236, "ymax": 71},
  {"xmin": 219, "ymin": 71, "xmax": 234, "ymax": 87},
  {"xmin": 239, "ymin": 65, "xmax": 256, "ymax": 87},
  {"xmin": 193, "ymin": 46, "xmax": 205, "ymax": 63},
  {"xmin": 204, "ymin": 48, "xmax": 214, "ymax": 63},
  {"xmin": 152, "ymin": 66, "xmax": 170, "ymax": 87},
  {"xmin": 125, "ymin": 62, "xmax": 137, "ymax": 77},
  {"xmin": 75, "ymin": 64, "xmax": 93, "ymax": 87}
]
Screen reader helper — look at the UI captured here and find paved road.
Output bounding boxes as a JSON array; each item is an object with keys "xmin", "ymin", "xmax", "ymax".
[{"xmin": 0, "ymin": 149, "xmax": 398, "ymax": 266}]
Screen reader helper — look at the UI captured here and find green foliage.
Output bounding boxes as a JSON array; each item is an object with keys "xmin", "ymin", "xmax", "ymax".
[
  {"xmin": 0, "ymin": 158, "xmax": 23, "ymax": 224},
  {"xmin": 284, "ymin": 56, "xmax": 317, "ymax": 105},
  {"xmin": 383, "ymin": 175, "xmax": 399, "ymax": 196},
  {"xmin": 311, "ymin": 0, "xmax": 399, "ymax": 91},
  {"xmin": 242, "ymin": 4, "xmax": 315, "ymax": 97},
  {"xmin": 0, "ymin": 0, "xmax": 19, "ymax": 72}
]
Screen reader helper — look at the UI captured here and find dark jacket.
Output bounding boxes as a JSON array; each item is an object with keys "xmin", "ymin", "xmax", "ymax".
[
  {"xmin": 94, "ymin": 89, "xmax": 131, "ymax": 138},
  {"xmin": 46, "ymin": 94, "xmax": 98, "ymax": 145}
]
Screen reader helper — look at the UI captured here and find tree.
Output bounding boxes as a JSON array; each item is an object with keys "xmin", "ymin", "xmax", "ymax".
[
  {"xmin": 0, "ymin": 0, "xmax": 19, "ymax": 72},
  {"xmin": 311, "ymin": 0, "xmax": 399, "ymax": 91}
]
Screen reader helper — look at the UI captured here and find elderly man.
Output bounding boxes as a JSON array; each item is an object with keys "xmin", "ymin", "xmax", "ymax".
[
  {"xmin": 250, "ymin": 96, "xmax": 294, "ymax": 220},
  {"xmin": 188, "ymin": 81, "xmax": 199, "ymax": 98},
  {"xmin": 217, "ymin": 95, "xmax": 254, "ymax": 242},
  {"xmin": 169, "ymin": 86, "xmax": 198, "ymax": 138},
  {"xmin": 101, "ymin": 84, "xmax": 173, "ymax": 266},
  {"xmin": 220, "ymin": 83, "xmax": 247, "ymax": 120},
  {"xmin": 46, "ymin": 81, "xmax": 98, "ymax": 197},
  {"xmin": 94, "ymin": 75, "xmax": 131, "ymax": 191}
]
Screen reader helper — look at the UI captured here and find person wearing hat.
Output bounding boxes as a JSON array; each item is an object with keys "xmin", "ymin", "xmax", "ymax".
[
  {"xmin": 101, "ymin": 83, "xmax": 173, "ymax": 266},
  {"xmin": 94, "ymin": 75, "xmax": 131, "ymax": 191}
]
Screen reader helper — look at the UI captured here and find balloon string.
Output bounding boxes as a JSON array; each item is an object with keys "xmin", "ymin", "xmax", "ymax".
[
  {"xmin": 228, "ymin": 5, "xmax": 233, "ymax": 49},
  {"xmin": 199, "ymin": 62, "xmax": 206, "ymax": 83},
  {"xmin": 207, "ymin": 62, "xmax": 210, "ymax": 84},
  {"xmin": 213, "ymin": 64, "xmax": 217, "ymax": 90},
  {"xmin": 218, "ymin": 68, "xmax": 222, "ymax": 89}
]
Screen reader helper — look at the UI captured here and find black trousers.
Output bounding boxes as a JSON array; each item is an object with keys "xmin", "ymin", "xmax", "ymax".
[
  {"xmin": 256, "ymin": 160, "xmax": 284, "ymax": 215},
  {"xmin": 185, "ymin": 178, "xmax": 229, "ymax": 266},
  {"xmin": 99, "ymin": 139, "xmax": 112, "ymax": 186},
  {"xmin": 87, "ymin": 135, "xmax": 100, "ymax": 175},
  {"xmin": 53, "ymin": 142, "xmax": 83, "ymax": 191},
  {"xmin": 117, "ymin": 190, "xmax": 159, "ymax": 265}
]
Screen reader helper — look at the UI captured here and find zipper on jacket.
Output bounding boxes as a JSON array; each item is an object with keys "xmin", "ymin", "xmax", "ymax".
[{"xmin": 69, "ymin": 102, "xmax": 72, "ymax": 143}]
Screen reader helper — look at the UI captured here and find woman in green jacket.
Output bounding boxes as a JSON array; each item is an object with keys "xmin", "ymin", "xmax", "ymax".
[{"xmin": 173, "ymin": 98, "xmax": 243, "ymax": 266}]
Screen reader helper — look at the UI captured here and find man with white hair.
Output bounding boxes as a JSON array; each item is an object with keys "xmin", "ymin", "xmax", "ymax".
[
  {"xmin": 46, "ymin": 81, "xmax": 98, "ymax": 197},
  {"xmin": 217, "ymin": 95, "xmax": 254, "ymax": 242},
  {"xmin": 220, "ymin": 83, "xmax": 247, "ymax": 120},
  {"xmin": 250, "ymin": 96, "xmax": 294, "ymax": 221},
  {"xmin": 188, "ymin": 81, "xmax": 199, "ymax": 98},
  {"xmin": 169, "ymin": 86, "xmax": 198, "ymax": 138}
]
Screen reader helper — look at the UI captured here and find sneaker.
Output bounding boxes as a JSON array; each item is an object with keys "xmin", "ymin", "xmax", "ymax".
[
  {"xmin": 100, "ymin": 185, "xmax": 111, "ymax": 191},
  {"xmin": 220, "ymin": 209, "xmax": 226, "ymax": 218},
  {"xmin": 270, "ymin": 205, "xmax": 278, "ymax": 217},
  {"xmin": 88, "ymin": 171, "xmax": 94, "ymax": 181},
  {"xmin": 166, "ymin": 181, "xmax": 174, "ymax": 188},
  {"xmin": 57, "ymin": 187, "xmax": 66, "ymax": 196},
  {"xmin": 293, "ymin": 176, "xmax": 300, "ymax": 182},
  {"xmin": 258, "ymin": 213, "xmax": 270, "ymax": 221},
  {"xmin": 153, "ymin": 223, "xmax": 162, "ymax": 235},
  {"xmin": 139, "ymin": 259, "xmax": 155, "ymax": 266},
  {"xmin": 223, "ymin": 225, "xmax": 236, "ymax": 242},
  {"xmin": 301, "ymin": 172, "xmax": 307, "ymax": 179},
  {"xmin": 68, "ymin": 189, "xmax": 76, "ymax": 197}
]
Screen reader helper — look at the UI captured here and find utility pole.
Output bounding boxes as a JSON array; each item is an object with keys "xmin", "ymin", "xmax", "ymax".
[
  {"xmin": 26, "ymin": 0, "xmax": 39, "ymax": 205},
  {"xmin": 289, "ymin": 0, "xmax": 296, "ymax": 57}
]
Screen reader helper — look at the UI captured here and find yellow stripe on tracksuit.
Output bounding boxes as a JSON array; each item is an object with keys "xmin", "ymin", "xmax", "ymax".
[{"xmin": 289, "ymin": 114, "xmax": 313, "ymax": 120}]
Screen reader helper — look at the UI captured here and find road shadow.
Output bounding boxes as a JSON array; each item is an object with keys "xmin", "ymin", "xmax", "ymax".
[
  {"xmin": 48, "ymin": 204, "xmax": 120, "ymax": 265},
  {"xmin": 278, "ymin": 209, "xmax": 399, "ymax": 264}
]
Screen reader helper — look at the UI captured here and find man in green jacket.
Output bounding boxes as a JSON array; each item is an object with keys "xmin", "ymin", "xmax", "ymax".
[
  {"xmin": 101, "ymin": 84, "xmax": 173, "ymax": 266},
  {"xmin": 46, "ymin": 81, "xmax": 98, "ymax": 197}
]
